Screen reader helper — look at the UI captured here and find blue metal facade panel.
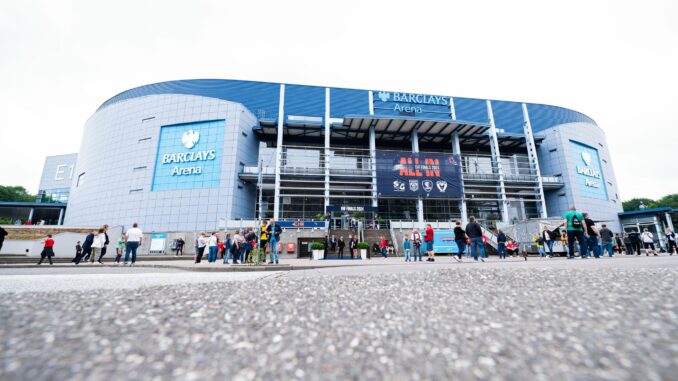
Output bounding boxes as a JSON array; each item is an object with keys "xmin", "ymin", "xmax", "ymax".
[
  {"xmin": 97, "ymin": 80, "xmax": 598, "ymax": 131},
  {"xmin": 527, "ymin": 104, "xmax": 596, "ymax": 133},
  {"xmin": 98, "ymin": 79, "xmax": 281, "ymax": 120},
  {"xmin": 453, "ymin": 97, "xmax": 488, "ymax": 124},
  {"xmin": 283, "ymin": 84, "xmax": 326, "ymax": 118},
  {"xmin": 491, "ymin": 100, "xmax": 524, "ymax": 134},
  {"xmin": 330, "ymin": 88, "xmax": 369, "ymax": 118}
]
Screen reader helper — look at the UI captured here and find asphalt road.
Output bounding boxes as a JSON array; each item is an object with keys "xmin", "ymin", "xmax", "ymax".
[{"xmin": 1, "ymin": 256, "xmax": 676, "ymax": 380}]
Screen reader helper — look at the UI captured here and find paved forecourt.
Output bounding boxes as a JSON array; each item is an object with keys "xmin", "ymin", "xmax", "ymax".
[{"xmin": 0, "ymin": 256, "xmax": 676, "ymax": 380}]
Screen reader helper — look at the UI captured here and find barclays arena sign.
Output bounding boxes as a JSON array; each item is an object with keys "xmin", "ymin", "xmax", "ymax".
[
  {"xmin": 570, "ymin": 140, "xmax": 607, "ymax": 200},
  {"xmin": 152, "ymin": 120, "xmax": 225, "ymax": 191},
  {"xmin": 373, "ymin": 91, "xmax": 452, "ymax": 121}
]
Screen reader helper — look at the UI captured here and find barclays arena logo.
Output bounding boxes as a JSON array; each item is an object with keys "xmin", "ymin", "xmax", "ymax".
[
  {"xmin": 581, "ymin": 151, "xmax": 592, "ymax": 166},
  {"xmin": 181, "ymin": 129, "xmax": 200, "ymax": 149},
  {"xmin": 378, "ymin": 91, "xmax": 391, "ymax": 102}
]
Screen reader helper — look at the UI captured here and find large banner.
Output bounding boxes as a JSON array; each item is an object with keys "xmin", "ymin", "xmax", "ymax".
[
  {"xmin": 376, "ymin": 151, "xmax": 463, "ymax": 198},
  {"xmin": 433, "ymin": 229, "xmax": 461, "ymax": 253}
]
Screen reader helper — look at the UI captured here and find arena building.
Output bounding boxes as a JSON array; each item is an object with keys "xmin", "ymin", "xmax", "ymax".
[{"xmin": 49, "ymin": 79, "xmax": 622, "ymax": 233}]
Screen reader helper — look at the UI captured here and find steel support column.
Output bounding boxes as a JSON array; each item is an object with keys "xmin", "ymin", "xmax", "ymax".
[
  {"xmin": 273, "ymin": 84, "xmax": 285, "ymax": 220},
  {"xmin": 452, "ymin": 132, "xmax": 467, "ymax": 223},
  {"xmin": 412, "ymin": 128, "xmax": 424, "ymax": 223},
  {"xmin": 487, "ymin": 100, "xmax": 509, "ymax": 224},
  {"xmin": 324, "ymin": 88, "xmax": 331, "ymax": 212},
  {"xmin": 522, "ymin": 103, "xmax": 548, "ymax": 218},
  {"xmin": 57, "ymin": 208, "xmax": 64, "ymax": 225},
  {"xmin": 369, "ymin": 125, "xmax": 378, "ymax": 208}
]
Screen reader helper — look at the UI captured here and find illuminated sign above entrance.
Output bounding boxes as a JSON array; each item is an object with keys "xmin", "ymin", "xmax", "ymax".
[{"xmin": 372, "ymin": 90, "xmax": 452, "ymax": 121}]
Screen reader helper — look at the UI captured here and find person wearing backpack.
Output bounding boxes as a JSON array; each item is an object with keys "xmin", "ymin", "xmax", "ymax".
[
  {"xmin": 453, "ymin": 220, "xmax": 467, "ymax": 262},
  {"xmin": 562, "ymin": 206, "xmax": 587, "ymax": 259}
]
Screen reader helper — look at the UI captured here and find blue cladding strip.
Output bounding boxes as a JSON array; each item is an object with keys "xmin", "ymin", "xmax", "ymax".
[{"xmin": 97, "ymin": 79, "xmax": 597, "ymax": 133}]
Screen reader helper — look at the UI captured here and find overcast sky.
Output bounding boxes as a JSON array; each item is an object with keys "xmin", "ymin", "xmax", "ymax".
[{"xmin": 0, "ymin": 0, "xmax": 676, "ymax": 200}]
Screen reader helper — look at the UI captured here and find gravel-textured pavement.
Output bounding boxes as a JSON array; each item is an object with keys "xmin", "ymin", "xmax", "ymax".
[{"xmin": 1, "ymin": 257, "xmax": 677, "ymax": 380}]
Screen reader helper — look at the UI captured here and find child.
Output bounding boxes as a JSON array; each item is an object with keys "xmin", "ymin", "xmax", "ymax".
[
  {"xmin": 114, "ymin": 235, "xmax": 125, "ymax": 264},
  {"xmin": 403, "ymin": 235, "xmax": 411, "ymax": 262},
  {"xmin": 75, "ymin": 241, "xmax": 82, "ymax": 261}
]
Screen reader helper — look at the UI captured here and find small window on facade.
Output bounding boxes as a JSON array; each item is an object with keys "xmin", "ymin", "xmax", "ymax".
[
  {"xmin": 141, "ymin": 116, "xmax": 155, "ymax": 122},
  {"xmin": 549, "ymin": 148, "xmax": 557, "ymax": 152},
  {"xmin": 129, "ymin": 188, "xmax": 143, "ymax": 194},
  {"xmin": 76, "ymin": 172, "xmax": 85, "ymax": 187},
  {"xmin": 241, "ymin": 131, "xmax": 248, "ymax": 137},
  {"xmin": 138, "ymin": 137, "xmax": 152, "ymax": 143},
  {"xmin": 602, "ymin": 159, "xmax": 607, "ymax": 164},
  {"xmin": 133, "ymin": 166, "xmax": 147, "ymax": 171}
]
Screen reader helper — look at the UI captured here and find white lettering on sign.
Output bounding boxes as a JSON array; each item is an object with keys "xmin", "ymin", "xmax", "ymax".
[
  {"xmin": 585, "ymin": 179, "xmax": 600, "ymax": 188},
  {"xmin": 162, "ymin": 150, "xmax": 216, "ymax": 164},
  {"xmin": 171, "ymin": 166, "xmax": 203, "ymax": 176},
  {"xmin": 54, "ymin": 164, "xmax": 74, "ymax": 181},
  {"xmin": 576, "ymin": 165, "xmax": 601, "ymax": 179}
]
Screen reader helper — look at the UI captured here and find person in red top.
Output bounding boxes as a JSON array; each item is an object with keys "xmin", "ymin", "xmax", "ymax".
[
  {"xmin": 37, "ymin": 234, "xmax": 55, "ymax": 265},
  {"xmin": 424, "ymin": 224, "xmax": 435, "ymax": 262},
  {"xmin": 217, "ymin": 239, "xmax": 226, "ymax": 260},
  {"xmin": 379, "ymin": 237, "xmax": 388, "ymax": 259}
]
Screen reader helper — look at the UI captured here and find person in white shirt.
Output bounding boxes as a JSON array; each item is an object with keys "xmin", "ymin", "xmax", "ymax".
[
  {"xmin": 123, "ymin": 223, "xmax": 143, "ymax": 265},
  {"xmin": 195, "ymin": 232, "xmax": 207, "ymax": 263},
  {"xmin": 641, "ymin": 229, "xmax": 657, "ymax": 256},
  {"xmin": 207, "ymin": 232, "xmax": 219, "ymax": 263},
  {"xmin": 90, "ymin": 227, "xmax": 107, "ymax": 264}
]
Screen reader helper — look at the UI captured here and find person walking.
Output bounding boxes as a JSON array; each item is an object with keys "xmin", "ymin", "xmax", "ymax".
[
  {"xmin": 563, "ymin": 206, "xmax": 587, "ymax": 259},
  {"xmin": 231, "ymin": 230, "xmax": 242, "ymax": 264},
  {"xmin": 330, "ymin": 235, "xmax": 337, "ymax": 252},
  {"xmin": 410, "ymin": 229, "xmax": 423, "ymax": 262},
  {"xmin": 379, "ymin": 236, "xmax": 388, "ymax": 259},
  {"xmin": 114, "ymin": 235, "xmax": 125, "ymax": 264},
  {"xmin": 207, "ymin": 232, "xmax": 219, "ymax": 263},
  {"xmin": 665, "ymin": 228, "xmax": 677, "ymax": 255},
  {"xmin": 175, "ymin": 237, "xmax": 185, "ymax": 256},
  {"xmin": 641, "ymin": 229, "xmax": 658, "ymax": 256},
  {"xmin": 75, "ymin": 230, "xmax": 95, "ymax": 264},
  {"xmin": 36, "ymin": 234, "xmax": 55, "ymax": 265},
  {"xmin": 195, "ymin": 232, "xmax": 207, "ymax": 263},
  {"xmin": 74, "ymin": 241, "xmax": 82, "ymax": 262},
  {"xmin": 599, "ymin": 224, "xmax": 615, "ymax": 257},
  {"xmin": 95, "ymin": 225, "xmax": 110, "ymax": 264},
  {"xmin": 534, "ymin": 234, "xmax": 546, "ymax": 257},
  {"xmin": 497, "ymin": 229, "xmax": 507, "ymax": 260},
  {"xmin": 453, "ymin": 220, "xmax": 466, "ymax": 262},
  {"xmin": 338, "ymin": 236, "xmax": 345, "ymax": 259},
  {"xmin": 582, "ymin": 212, "xmax": 601, "ymax": 258},
  {"xmin": 259, "ymin": 222, "xmax": 268, "ymax": 254},
  {"xmin": 244, "ymin": 227, "xmax": 257, "ymax": 263},
  {"xmin": 541, "ymin": 226, "xmax": 554, "ymax": 258},
  {"xmin": 424, "ymin": 224, "xmax": 435, "ymax": 262},
  {"xmin": 403, "ymin": 235, "xmax": 412, "ymax": 262},
  {"xmin": 561, "ymin": 230, "xmax": 569, "ymax": 257},
  {"xmin": 123, "ymin": 223, "xmax": 143, "ymax": 266},
  {"xmin": 623, "ymin": 233, "xmax": 633, "ymax": 255},
  {"xmin": 266, "ymin": 219, "xmax": 282, "ymax": 264},
  {"xmin": 222, "ymin": 233, "xmax": 232, "ymax": 264},
  {"xmin": 348, "ymin": 234, "xmax": 356, "ymax": 259},
  {"xmin": 90, "ymin": 228, "xmax": 106, "ymax": 263},
  {"xmin": 0, "ymin": 226, "xmax": 8, "ymax": 253},
  {"xmin": 629, "ymin": 230, "xmax": 642, "ymax": 256},
  {"xmin": 465, "ymin": 216, "xmax": 485, "ymax": 262},
  {"xmin": 615, "ymin": 233, "xmax": 624, "ymax": 255}
]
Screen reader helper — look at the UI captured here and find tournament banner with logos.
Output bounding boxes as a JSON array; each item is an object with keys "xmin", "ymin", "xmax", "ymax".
[{"xmin": 375, "ymin": 151, "xmax": 463, "ymax": 198}]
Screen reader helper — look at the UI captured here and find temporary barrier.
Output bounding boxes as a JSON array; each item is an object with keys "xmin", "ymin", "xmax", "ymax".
[{"xmin": 286, "ymin": 242, "xmax": 295, "ymax": 253}]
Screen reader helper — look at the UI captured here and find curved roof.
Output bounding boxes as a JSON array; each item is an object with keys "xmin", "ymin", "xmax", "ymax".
[{"xmin": 97, "ymin": 79, "xmax": 596, "ymax": 134}]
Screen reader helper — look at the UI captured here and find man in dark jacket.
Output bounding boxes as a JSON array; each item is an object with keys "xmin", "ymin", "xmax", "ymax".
[
  {"xmin": 453, "ymin": 220, "xmax": 466, "ymax": 262},
  {"xmin": 465, "ymin": 216, "xmax": 485, "ymax": 262},
  {"xmin": 497, "ymin": 229, "xmax": 507, "ymax": 259},
  {"xmin": 0, "ymin": 226, "xmax": 8, "ymax": 253},
  {"xmin": 75, "ymin": 230, "xmax": 96, "ymax": 264},
  {"xmin": 628, "ymin": 231, "xmax": 642, "ymax": 256}
]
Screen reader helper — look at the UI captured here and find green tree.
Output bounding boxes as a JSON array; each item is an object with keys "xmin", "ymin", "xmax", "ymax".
[
  {"xmin": 622, "ymin": 198, "xmax": 657, "ymax": 212},
  {"xmin": 0, "ymin": 185, "xmax": 35, "ymax": 202},
  {"xmin": 656, "ymin": 193, "xmax": 678, "ymax": 209}
]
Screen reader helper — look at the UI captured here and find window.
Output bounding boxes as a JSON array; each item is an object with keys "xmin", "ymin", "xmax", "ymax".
[
  {"xmin": 76, "ymin": 172, "xmax": 85, "ymax": 187},
  {"xmin": 138, "ymin": 137, "xmax": 152, "ymax": 143},
  {"xmin": 129, "ymin": 188, "xmax": 143, "ymax": 194},
  {"xmin": 549, "ymin": 148, "xmax": 557, "ymax": 153},
  {"xmin": 141, "ymin": 116, "xmax": 155, "ymax": 122},
  {"xmin": 133, "ymin": 166, "xmax": 147, "ymax": 171}
]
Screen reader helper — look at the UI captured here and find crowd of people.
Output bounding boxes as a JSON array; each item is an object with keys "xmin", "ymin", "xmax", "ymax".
[{"xmin": 22, "ymin": 205, "xmax": 678, "ymax": 266}]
